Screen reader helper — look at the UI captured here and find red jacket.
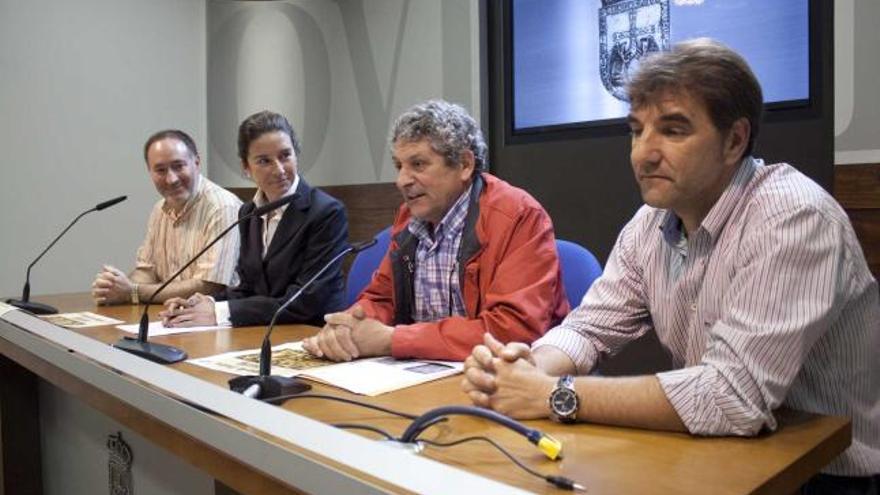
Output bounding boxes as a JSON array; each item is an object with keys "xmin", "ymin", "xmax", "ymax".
[{"xmin": 355, "ymin": 173, "xmax": 569, "ymax": 360}]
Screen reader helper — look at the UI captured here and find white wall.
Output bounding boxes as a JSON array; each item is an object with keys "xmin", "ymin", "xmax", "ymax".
[
  {"xmin": 834, "ymin": 0, "xmax": 880, "ymax": 165},
  {"xmin": 205, "ymin": 0, "xmax": 481, "ymax": 187},
  {"xmin": 0, "ymin": 0, "xmax": 207, "ymax": 298}
]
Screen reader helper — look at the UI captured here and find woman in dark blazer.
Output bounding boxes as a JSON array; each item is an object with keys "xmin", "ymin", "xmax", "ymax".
[{"xmin": 160, "ymin": 111, "xmax": 348, "ymax": 327}]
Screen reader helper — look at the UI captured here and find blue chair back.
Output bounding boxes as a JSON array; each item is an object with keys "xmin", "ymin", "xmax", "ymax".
[
  {"xmin": 346, "ymin": 227, "xmax": 392, "ymax": 306},
  {"xmin": 556, "ymin": 239, "xmax": 603, "ymax": 309}
]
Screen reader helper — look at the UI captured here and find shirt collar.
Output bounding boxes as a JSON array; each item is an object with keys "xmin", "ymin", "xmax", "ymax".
[
  {"xmin": 700, "ymin": 156, "xmax": 758, "ymax": 241},
  {"xmin": 252, "ymin": 173, "xmax": 300, "ymax": 215},
  {"xmin": 661, "ymin": 156, "xmax": 759, "ymax": 247},
  {"xmin": 661, "ymin": 212, "xmax": 685, "ymax": 247},
  {"xmin": 409, "ymin": 183, "xmax": 473, "ymax": 243},
  {"xmin": 161, "ymin": 173, "xmax": 203, "ymax": 221}
]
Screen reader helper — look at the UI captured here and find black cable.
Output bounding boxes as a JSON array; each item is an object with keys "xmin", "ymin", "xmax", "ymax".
[
  {"xmin": 333, "ymin": 423, "xmax": 395, "ymax": 440},
  {"xmin": 190, "ymin": 390, "xmax": 579, "ymax": 489},
  {"xmin": 419, "ymin": 436, "xmax": 545, "ymax": 479},
  {"xmin": 267, "ymin": 392, "xmax": 431, "ymax": 421},
  {"xmin": 414, "ymin": 416, "xmax": 447, "ymax": 433},
  {"xmin": 400, "ymin": 405, "xmax": 543, "ymax": 445},
  {"xmin": 419, "ymin": 436, "xmax": 586, "ymax": 492}
]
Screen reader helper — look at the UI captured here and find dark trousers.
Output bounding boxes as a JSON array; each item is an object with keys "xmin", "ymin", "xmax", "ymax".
[{"xmin": 800, "ymin": 473, "xmax": 880, "ymax": 495}]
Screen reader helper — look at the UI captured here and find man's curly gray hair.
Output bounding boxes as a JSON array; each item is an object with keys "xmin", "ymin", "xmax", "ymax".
[{"xmin": 390, "ymin": 100, "xmax": 488, "ymax": 171}]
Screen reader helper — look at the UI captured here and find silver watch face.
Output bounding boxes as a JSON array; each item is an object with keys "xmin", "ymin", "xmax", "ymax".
[{"xmin": 550, "ymin": 388, "xmax": 578, "ymax": 417}]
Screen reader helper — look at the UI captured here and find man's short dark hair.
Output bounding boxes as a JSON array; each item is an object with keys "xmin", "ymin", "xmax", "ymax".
[
  {"xmin": 143, "ymin": 129, "xmax": 199, "ymax": 163},
  {"xmin": 627, "ymin": 38, "xmax": 763, "ymax": 157},
  {"xmin": 237, "ymin": 111, "xmax": 302, "ymax": 162},
  {"xmin": 390, "ymin": 99, "xmax": 489, "ymax": 172}
]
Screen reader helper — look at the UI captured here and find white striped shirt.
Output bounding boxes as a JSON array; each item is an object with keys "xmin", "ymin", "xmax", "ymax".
[
  {"xmin": 135, "ymin": 176, "xmax": 242, "ymax": 287},
  {"xmin": 536, "ymin": 157, "xmax": 880, "ymax": 475}
]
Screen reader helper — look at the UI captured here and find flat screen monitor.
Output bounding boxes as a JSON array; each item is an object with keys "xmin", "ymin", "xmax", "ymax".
[{"xmin": 511, "ymin": 0, "xmax": 810, "ymax": 133}]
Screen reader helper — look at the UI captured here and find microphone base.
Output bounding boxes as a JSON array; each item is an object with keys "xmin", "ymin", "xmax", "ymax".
[
  {"xmin": 5, "ymin": 299, "xmax": 58, "ymax": 315},
  {"xmin": 229, "ymin": 375, "xmax": 311, "ymax": 401},
  {"xmin": 113, "ymin": 337, "xmax": 188, "ymax": 364}
]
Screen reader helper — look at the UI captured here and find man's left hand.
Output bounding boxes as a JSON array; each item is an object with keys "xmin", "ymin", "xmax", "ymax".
[
  {"xmin": 91, "ymin": 265, "xmax": 133, "ymax": 305},
  {"xmin": 463, "ymin": 333, "xmax": 555, "ymax": 419},
  {"xmin": 159, "ymin": 293, "xmax": 216, "ymax": 327},
  {"xmin": 303, "ymin": 305, "xmax": 394, "ymax": 361}
]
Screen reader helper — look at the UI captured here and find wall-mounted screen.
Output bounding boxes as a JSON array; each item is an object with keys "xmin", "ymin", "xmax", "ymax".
[{"xmin": 512, "ymin": 0, "xmax": 810, "ymax": 132}]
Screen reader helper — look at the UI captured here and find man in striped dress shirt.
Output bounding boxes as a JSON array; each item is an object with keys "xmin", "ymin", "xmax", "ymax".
[
  {"xmin": 91, "ymin": 130, "xmax": 241, "ymax": 305},
  {"xmin": 463, "ymin": 39, "xmax": 879, "ymax": 493}
]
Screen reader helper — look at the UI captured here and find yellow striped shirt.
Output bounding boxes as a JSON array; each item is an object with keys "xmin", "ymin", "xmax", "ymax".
[{"xmin": 135, "ymin": 176, "xmax": 241, "ymax": 287}]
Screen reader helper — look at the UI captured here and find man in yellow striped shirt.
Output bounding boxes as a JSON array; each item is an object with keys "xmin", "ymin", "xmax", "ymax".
[{"xmin": 91, "ymin": 130, "xmax": 242, "ymax": 305}]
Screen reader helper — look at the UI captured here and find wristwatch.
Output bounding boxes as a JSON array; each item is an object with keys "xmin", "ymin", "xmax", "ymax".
[{"xmin": 548, "ymin": 375, "xmax": 580, "ymax": 423}]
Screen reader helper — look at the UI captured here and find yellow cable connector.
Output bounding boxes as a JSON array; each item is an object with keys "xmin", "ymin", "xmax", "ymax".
[{"xmin": 537, "ymin": 434, "xmax": 563, "ymax": 460}]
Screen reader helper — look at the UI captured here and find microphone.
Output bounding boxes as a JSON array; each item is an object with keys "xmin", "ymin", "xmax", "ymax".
[
  {"xmin": 228, "ymin": 237, "xmax": 379, "ymax": 400},
  {"xmin": 95, "ymin": 196, "xmax": 128, "ymax": 211},
  {"xmin": 113, "ymin": 193, "xmax": 297, "ymax": 364},
  {"xmin": 6, "ymin": 195, "xmax": 128, "ymax": 315}
]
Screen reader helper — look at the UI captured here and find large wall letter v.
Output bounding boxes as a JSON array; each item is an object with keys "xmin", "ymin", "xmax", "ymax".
[{"xmin": 337, "ymin": 0, "xmax": 411, "ymax": 180}]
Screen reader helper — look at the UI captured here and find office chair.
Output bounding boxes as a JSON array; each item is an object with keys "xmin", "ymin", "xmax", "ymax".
[
  {"xmin": 346, "ymin": 226, "xmax": 392, "ymax": 306},
  {"xmin": 556, "ymin": 239, "xmax": 603, "ymax": 309}
]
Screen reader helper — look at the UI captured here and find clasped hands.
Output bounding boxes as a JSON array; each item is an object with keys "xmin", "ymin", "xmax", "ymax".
[
  {"xmin": 91, "ymin": 265, "xmax": 133, "ymax": 305},
  {"xmin": 159, "ymin": 293, "xmax": 216, "ymax": 327},
  {"xmin": 462, "ymin": 333, "xmax": 555, "ymax": 419},
  {"xmin": 302, "ymin": 305, "xmax": 393, "ymax": 362}
]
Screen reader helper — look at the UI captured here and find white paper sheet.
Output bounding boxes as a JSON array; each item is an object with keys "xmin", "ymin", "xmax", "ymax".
[{"xmin": 117, "ymin": 320, "xmax": 230, "ymax": 336}]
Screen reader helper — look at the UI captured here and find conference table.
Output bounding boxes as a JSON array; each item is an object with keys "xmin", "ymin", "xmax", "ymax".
[{"xmin": 0, "ymin": 293, "xmax": 851, "ymax": 494}]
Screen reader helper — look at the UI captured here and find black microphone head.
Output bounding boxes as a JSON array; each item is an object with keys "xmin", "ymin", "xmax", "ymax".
[
  {"xmin": 252, "ymin": 194, "xmax": 297, "ymax": 217},
  {"xmin": 350, "ymin": 238, "xmax": 378, "ymax": 254},
  {"xmin": 95, "ymin": 195, "xmax": 127, "ymax": 211}
]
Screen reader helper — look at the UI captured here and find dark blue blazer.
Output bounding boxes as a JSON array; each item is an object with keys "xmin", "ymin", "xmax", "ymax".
[{"xmin": 227, "ymin": 179, "xmax": 348, "ymax": 327}]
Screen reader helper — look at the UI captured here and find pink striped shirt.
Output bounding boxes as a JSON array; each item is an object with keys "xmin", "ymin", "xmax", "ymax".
[{"xmin": 536, "ymin": 158, "xmax": 880, "ymax": 475}]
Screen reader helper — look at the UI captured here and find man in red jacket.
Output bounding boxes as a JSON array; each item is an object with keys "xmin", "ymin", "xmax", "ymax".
[{"xmin": 303, "ymin": 100, "xmax": 569, "ymax": 362}]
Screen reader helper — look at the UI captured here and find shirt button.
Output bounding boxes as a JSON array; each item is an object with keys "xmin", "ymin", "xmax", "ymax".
[{"xmin": 690, "ymin": 303, "xmax": 697, "ymax": 311}]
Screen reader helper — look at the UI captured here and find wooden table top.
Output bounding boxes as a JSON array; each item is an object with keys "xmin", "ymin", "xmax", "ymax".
[{"xmin": 11, "ymin": 293, "xmax": 852, "ymax": 494}]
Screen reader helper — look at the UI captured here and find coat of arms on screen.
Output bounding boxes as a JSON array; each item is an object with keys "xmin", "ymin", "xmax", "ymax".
[
  {"xmin": 108, "ymin": 431, "xmax": 134, "ymax": 495},
  {"xmin": 599, "ymin": 0, "xmax": 670, "ymax": 101}
]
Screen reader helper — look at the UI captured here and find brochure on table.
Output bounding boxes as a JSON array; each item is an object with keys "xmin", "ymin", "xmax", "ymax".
[
  {"xmin": 40, "ymin": 311, "xmax": 124, "ymax": 328},
  {"xmin": 188, "ymin": 341, "xmax": 463, "ymax": 396}
]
